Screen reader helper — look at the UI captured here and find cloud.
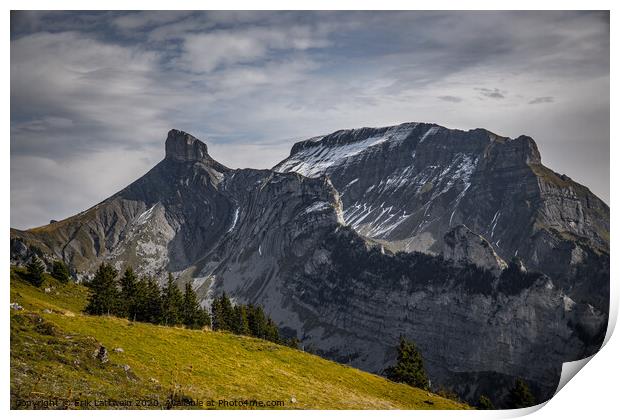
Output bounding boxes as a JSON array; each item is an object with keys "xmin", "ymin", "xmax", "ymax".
[
  {"xmin": 10, "ymin": 31, "xmax": 195, "ymax": 158},
  {"xmin": 113, "ymin": 11, "xmax": 192, "ymax": 30},
  {"xmin": 11, "ymin": 151, "xmax": 161, "ymax": 229},
  {"xmin": 437, "ymin": 95, "xmax": 463, "ymax": 103},
  {"xmin": 10, "ymin": 11, "xmax": 610, "ymax": 228},
  {"xmin": 475, "ymin": 88, "xmax": 506, "ymax": 99},
  {"xmin": 529, "ymin": 96, "xmax": 555, "ymax": 104},
  {"xmin": 178, "ymin": 26, "xmax": 331, "ymax": 73}
]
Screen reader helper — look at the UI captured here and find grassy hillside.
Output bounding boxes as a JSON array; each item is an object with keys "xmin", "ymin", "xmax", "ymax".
[{"xmin": 10, "ymin": 269, "xmax": 468, "ymax": 410}]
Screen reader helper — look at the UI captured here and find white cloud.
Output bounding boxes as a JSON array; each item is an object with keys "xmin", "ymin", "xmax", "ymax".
[
  {"xmin": 179, "ymin": 26, "xmax": 331, "ymax": 73},
  {"xmin": 11, "ymin": 150, "xmax": 161, "ymax": 228}
]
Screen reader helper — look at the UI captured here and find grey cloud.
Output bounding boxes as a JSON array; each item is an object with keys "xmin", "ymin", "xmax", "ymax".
[
  {"xmin": 476, "ymin": 88, "xmax": 506, "ymax": 99},
  {"xmin": 529, "ymin": 96, "xmax": 555, "ymax": 104},
  {"xmin": 112, "ymin": 11, "xmax": 193, "ymax": 30},
  {"xmin": 438, "ymin": 96, "xmax": 463, "ymax": 103}
]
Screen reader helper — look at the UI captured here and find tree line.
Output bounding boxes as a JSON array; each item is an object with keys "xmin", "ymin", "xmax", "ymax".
[
  {"xmin": 85, "ymin": 263, "xmax": 210, "ymax": 330},
  {"xmin": 210, "ymin": 293, "xmax": 299, "ymax": 347},
  {"xmin": 84, "ymin": 263, "xmax": 297, "ymax": 347}
]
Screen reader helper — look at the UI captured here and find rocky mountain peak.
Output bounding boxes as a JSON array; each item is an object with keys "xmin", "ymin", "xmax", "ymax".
[
  {"xmin": 513, "ymin": 135, "xmax": 541, "ymax": 164},
  {"xmin": 487, "ymin": 135, "xmax": 541, "ymax": 165},
  {"xmin": 164, "ymin": 129, "xmax": 230, "ymax": 175},
  {"xmin": 165, "ymin": 129, "xmax": 210, "ymax": 163}
]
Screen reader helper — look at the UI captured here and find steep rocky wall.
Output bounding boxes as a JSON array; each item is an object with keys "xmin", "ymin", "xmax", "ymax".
[{"xmin": 274, "ymin": 123, "xmax": 609, "ymax": 312}]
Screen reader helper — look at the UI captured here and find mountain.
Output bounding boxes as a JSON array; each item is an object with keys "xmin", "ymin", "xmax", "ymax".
[
  {"xmin": 10, "ymin": 125, "xmax": 609, "ymax": 407},
  {"xmin": 274, "ymin": 122, "xmax": 609, "ymax": 311}
]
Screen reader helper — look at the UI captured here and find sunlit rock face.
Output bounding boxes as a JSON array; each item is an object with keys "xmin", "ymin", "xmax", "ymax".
[{"xmin": 442, "ymin": 224, "xmax": 507, "ymax": 275}]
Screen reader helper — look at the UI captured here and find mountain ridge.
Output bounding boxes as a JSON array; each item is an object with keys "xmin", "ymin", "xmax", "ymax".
[
  {"xmin": 10, "ymin": 123, "xmax": 609, "ymax": 406},
  {"xmin": 274, "ymin": 121, "xmax": 609, "ymax": 309}
]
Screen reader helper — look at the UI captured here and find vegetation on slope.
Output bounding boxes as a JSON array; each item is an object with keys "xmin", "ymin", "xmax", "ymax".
[
  {"xmin": 10, "ymin": 268, "xmax": 468, "ymax": 410},
  {"xmin": 82, "ymin": 263, "xmax": 290, "ymax": 347}
]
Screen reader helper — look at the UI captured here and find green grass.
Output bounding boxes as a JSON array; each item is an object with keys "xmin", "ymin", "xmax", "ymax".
[{"xmin": 10, "ymin": 269, "xmax": 468, "ymax": 410}]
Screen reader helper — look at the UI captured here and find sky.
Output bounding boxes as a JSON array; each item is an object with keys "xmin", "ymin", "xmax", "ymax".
[{"xmin": 10, "ymin": 11, "xmax": 610, "ymax": 229}]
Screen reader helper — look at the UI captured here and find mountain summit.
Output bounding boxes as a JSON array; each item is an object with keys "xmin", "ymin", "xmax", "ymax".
[
  {"xmin": 165, "ymin": 129, "xmax": 208, "ymax": 161},
  {"xmin": 164, "ymin": 129, "xmax": 229, "ymax": 171},
  {"xmin": 275, "ymin": 122, "xmax": 609, "ymax": 310},
  {"xmin": 10, "ymin": 123, "xmax": 609, "ymax": 406}
]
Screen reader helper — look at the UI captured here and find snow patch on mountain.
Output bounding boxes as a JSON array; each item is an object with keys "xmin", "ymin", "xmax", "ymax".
[
  {"xmin": 304, "ymin": 201, "xmax": 332, "ymax": 214},
  {"xmin": 227, "ymin": 207, "xmax": 239, "ymax": 233},
  {"xmin": 275, "ymin": 125, "xmax": 416, "ymax": 178},
  {"xmin": 419, "ymin": 126, "xmax": 440, "ymax": 143},
  {"xmin": 343, "ymin": 202, "xmax": 411, "ymax": 238},
  {"xmin": 135, "ymin": 203, "xmax": 157, "ymax": 225}
]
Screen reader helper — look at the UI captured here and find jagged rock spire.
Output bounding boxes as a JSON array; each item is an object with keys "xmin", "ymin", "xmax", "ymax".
[
  {"xmin": 164, "ymin": 129, "xmax": 230, "ymax": 173},
  {"xmin": 165, "ymin": 129, "xmax": 210, "ymax": 163}
]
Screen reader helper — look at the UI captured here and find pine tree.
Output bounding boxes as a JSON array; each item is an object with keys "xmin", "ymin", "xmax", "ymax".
[
  {"xmin": 384, "ymin": 336, "xmax": 429, "ymax": 390},
  {"xmin": 140, "ymin": 277, "xmax": 162, "ymax": 324},
  {"xmin": 51, "ymin": 260, "xmax": 71, "ymax": 283},
  {"xmin": 160, "ymin": 273, "xmax": 183, "ymax": 326},
  {"xmin": 506, "ymin": 378, "xmax": 535, "ymax": 408},
  {"xmin": 182, "ymin": 282, "xmax": 210, "ymax": 329},
  {"xmin": 26, "ymin": 256, "xmax": 46, "ymax": 287},
  {"xmin": 85, "ymin": 263, "xmax": 120, "ymax": 316},
  {"xmin": 220, "ymin": 293, "xmax": 234, "ymax": 331},
  {"xmin": 247, "ymin": 304, "xmax": 268, "ymax": 339},
  {"xmin": 211, "ymin": 293, "xmax": 234, "ymax": 331},
  {"xmin": 477, "ymin": 395, "xmax": 494, "ymax": 410},
  {"xmin": 181, "ymin": 282, "xmax": 198, "ymax": 326},
  {"xmin": 229, "ymin": 304, "xmax": 240, "ymax": 333},
  {"xmin": 119, "ymin": 267, "xmax": 140, "ymax": 320},
  {"xmin": 211, "ymin": 296, "xmax": 223, "ymax": 330},
  {"xmin": 195, "ymin": 307, "xmax": 211, "ymax": 330},
  {"xmin": 264, "ymin": 318, "xmax": 281, "ymax": 343},
  {"xmin": 285, "ymin": 337, "xmax": 301, "ymax": 349},
  {"xmin": 231, "ymin": 305, "xmax": 250, "ymax": 335}
]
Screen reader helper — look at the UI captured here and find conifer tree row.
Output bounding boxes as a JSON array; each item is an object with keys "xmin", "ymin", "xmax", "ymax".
[
  {"xmin": 84, "ymin": 263, "xmax": 210, "ymax": 329},
  {"xmin": 210, "ymin": 293, "xmax": 294, "ymax": 347},
  {"xmin": 28, "ymin": 260, "xmax": 301, "ymax": 348},
  {"xmin": 83, "ymin": 264, "xmax": 294, "ymax": 345}
]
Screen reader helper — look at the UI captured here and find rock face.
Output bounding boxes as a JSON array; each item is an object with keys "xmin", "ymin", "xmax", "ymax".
[
  {"xmin": 283, "ymin": 228, "xmax": 605, "ymax": 403},
  {"xmin": 10, "ymin": 125, "xmax": 609, "ymax": 407},
  {"xmin": 443, "ymin": 225, "xmax": 507, "ymax": 275},
  {"xmin": 274, "ymin": 122, "xmax": 609, "ymax": 310}
]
